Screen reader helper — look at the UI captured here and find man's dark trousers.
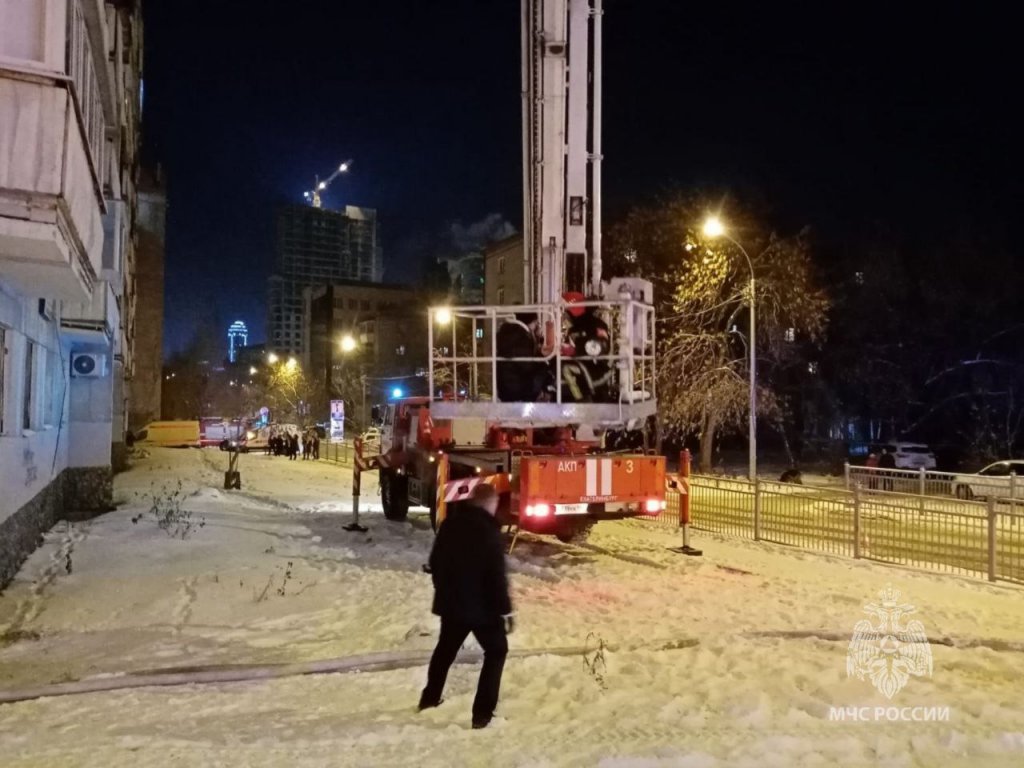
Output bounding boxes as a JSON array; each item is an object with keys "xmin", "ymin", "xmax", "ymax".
[{"xmin": 423, "ymin": 617, "xmax": 508, "ymax": 720}]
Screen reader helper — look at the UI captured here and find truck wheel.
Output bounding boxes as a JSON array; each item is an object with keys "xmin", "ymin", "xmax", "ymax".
[
  {"xmin": 381, "ymin": 471, "xmax": 410, "ymax": 521},
  {"xmin": 555, "ymin": 518, "xmax": 595, "ymax": 544}
]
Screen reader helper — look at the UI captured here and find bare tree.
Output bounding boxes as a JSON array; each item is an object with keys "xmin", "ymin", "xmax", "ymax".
[{"xmin": 606, "ymin": 192, "xmax": 829, "ymax": 470}]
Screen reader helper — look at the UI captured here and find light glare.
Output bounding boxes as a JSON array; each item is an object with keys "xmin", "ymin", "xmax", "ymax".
[{"xmin": 703, "ymin": 216, "xmax": 725, "ymax": 238}]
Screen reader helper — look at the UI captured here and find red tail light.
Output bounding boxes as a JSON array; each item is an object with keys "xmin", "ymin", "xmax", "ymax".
[{"xmin": 525, "ymin": 503, "xmax": 551, "ymax": 518}]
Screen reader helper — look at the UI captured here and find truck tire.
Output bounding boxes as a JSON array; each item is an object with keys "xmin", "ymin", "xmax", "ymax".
[
  {"xmin": 555, "ymin": 518, "xmax": 595, "ymax": 544},
  {"xmin": 381, "ymin": 471, "xmax": 410, "ymax": 521}
]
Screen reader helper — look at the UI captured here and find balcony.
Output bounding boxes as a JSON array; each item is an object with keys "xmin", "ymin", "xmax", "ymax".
[
  {"xmin": 0, "ymin": 0, "xmax": 111, "ymax": 302},
  {"xmin": 61, "ymin": 281, "xmax": 117, "ymax": 345}
]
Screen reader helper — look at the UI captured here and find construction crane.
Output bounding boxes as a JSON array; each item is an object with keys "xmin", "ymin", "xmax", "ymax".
[{"xmin": 303, "ymin": 159, "xmax": 353, "ymax": 208}]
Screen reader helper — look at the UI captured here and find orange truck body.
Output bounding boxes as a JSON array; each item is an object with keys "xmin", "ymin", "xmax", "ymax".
[{"xmin": 518, "ymin": 454, "xmax": 666, "ymax": 507}]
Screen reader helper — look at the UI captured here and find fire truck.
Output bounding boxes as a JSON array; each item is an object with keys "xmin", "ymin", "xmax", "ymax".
[{"xmin": 355, "ymin": 0, "xmax": 667, "ymax": 542}]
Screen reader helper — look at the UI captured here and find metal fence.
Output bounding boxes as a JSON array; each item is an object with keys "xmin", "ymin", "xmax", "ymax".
[
  {"xmin": 845, "ymin": 463, "xmax": 1021, "ymax": 504},
  {"xmin": 654, "ymin": 475, "xmax": 1023, "ymax": 585},
  {"xmin": 320, "ymin": 441, "xmax": 355, "ymax": 466}
]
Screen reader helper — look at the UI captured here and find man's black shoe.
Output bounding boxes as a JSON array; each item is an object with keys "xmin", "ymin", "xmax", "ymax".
[
  {"xmin": 471, "ymin": 715, "xmax": 492, "ymax": 729},
  {"xmin": 417, "ymin": 697, "xmax": 443, "ymax": 711}
]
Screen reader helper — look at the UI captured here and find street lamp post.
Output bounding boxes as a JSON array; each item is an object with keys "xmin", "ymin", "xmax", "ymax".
[
  {"xmin": 703, "ymin": 217, "xmax": 757, "ymax": 481},
  {"xmin": 339, "ymin": 334, "xmax": 368, "ymax": 431}
]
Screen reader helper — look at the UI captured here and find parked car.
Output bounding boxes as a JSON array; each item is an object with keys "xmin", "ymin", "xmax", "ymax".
[
  {"xmin": 953, "ymin": 460, "xmax": 1024, "ymax": 501},
  {"xmin": 359, "ymin": 427, "xmax": 381, "ymax": 454},
  {"xmin": 879, "ymin": 442, "xmax": 937, "ymax": 470}
]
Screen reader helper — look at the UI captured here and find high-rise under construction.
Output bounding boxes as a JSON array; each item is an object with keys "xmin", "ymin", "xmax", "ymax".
[{"xmin": 268, "ymin": 203, "xmax": 382, "ymax": 355}]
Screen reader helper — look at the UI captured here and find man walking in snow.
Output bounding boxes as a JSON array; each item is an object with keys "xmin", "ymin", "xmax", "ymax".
[{"xmin": 419, "ymin": 484, "xmax": 513, "ymax": 729}]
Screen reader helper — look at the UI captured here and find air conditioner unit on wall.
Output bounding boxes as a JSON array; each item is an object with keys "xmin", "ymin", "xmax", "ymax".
[{"xmin": 71, "ymin": 353, "xmax": 107, "ymax": 378}]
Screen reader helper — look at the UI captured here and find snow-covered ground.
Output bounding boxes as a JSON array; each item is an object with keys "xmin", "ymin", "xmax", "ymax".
[{"xmin": 1, "ymin": 447, "xmax": 1022, "ymax": 767}]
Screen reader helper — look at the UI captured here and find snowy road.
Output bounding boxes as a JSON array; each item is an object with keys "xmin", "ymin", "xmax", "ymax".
[{"xmin": 1, "ymin": 447, "xmax": 1023, "ymax": 766}]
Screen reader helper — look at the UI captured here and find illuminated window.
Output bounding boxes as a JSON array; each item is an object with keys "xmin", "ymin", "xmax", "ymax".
[
  {"xmin": 784, "ymin": 328, "xmax": 795, "ymax": 342},
  {"xmin": 396, "ymin": 345, "xmax": 406, "ymax": 356},
  {"xmin": 854, "ymin": 271, "xmax": 865, "ymax": 285},
  {"xmin": 807, "ymin": 361, "xmax": 818, "ymax": 374}
]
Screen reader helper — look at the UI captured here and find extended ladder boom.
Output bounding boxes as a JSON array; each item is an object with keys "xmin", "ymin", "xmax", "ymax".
[{"xmin": 522, "ymin": 0, "xmax": 603, "ymax": 303}]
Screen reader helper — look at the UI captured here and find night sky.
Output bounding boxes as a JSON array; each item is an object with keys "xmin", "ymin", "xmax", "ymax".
[{"xmin": 144, "ymin": 1, "xmax": 1021, "ymax": 356}]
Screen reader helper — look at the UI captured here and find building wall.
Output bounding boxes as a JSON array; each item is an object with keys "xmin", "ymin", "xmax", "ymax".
[
  {"xmin": 129, "ymin": 171, "xmax": 167, "ymax": 432},
  {"xmin": 0, "ymin": 284, "xmax": 69, "ymax": 525},
  {"xmin": 0, "ymin": 0, "xmax": 144, "ymax": 588},
  {"xmin": 303, "ymin": 282, "xmax": 425, "ymax": 426},
  {"xmin": 484, "ymin": 234, "xmax": 525, "ymax": 305},
  {"xmin": 304, "ymin": 281, "xmax": 418, "ymax": 375}
]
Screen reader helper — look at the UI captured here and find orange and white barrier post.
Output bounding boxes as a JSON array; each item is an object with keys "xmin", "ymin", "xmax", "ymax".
[
  {"xmin": 673, "ymin": 449, "xmax": 702, "ymax": 556},
  {"xmin": 435, "ymin": 453, "xmax": 449, "ymax": 528},
  {"xmin": 344, "ymin": 437, "xmax": 368, "ymax": 532}
]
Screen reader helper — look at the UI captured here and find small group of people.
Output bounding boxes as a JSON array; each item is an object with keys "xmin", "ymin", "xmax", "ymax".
[
  {"xmin": 865, "ymin": 447, "xmax": 897, "ymax": 490},
  {"xmin": 495, "ymin": 292, "xmax": 615, "ymax": 405},
  {"xmin": 265, "ymin": 431, "xmax": 300, "ymax": 459},
  {"xmin": 264, "ymin": 428, "xmax": 321, "ymax": 460},
  {"xmin": 301, "ymin": 428, "xmax": 321, "ymax": 460}
]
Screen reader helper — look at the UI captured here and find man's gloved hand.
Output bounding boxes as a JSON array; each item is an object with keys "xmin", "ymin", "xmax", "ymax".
[{"xmin": 503, "ymin": 614, "xmax": 515, "ymax": 635}]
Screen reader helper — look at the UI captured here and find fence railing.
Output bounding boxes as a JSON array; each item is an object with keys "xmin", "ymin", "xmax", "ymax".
[
  {"xmin": 320, "ymin": 441, "xmax": 355, "ymax": 466},
  {"xmin": 653, "ymin": 474, "xmax": 1023, "ymax": 585},
  {"xmin": 845, "ymin": 463, "xmax": 1021, "ymax": 506}
]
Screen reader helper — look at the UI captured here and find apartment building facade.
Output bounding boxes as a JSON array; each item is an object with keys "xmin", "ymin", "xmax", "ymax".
[{"xmin": 0, "ymin": 0, "xmax": 145, "ymax": 586}]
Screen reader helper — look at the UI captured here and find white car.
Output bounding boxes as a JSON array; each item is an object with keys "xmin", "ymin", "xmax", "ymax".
[
  {"xmin": 359, "ymin": 427, "xmax": 381, "ymax": 454},
  {"xmin": 953, "ymin": 460, "xmax": 1024, "ymax": 501},
  {"xmin": 881, "ymin": 442, "xmax": 937, "ymax": 470}
]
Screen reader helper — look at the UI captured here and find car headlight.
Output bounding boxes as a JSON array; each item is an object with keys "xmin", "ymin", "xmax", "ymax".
[{"xmin": 584, "ymin": 339, "xmax": 604, "ymax": 357}]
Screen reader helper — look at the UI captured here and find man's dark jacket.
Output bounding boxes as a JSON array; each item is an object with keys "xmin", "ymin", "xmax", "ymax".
[{"xmin": 429, "ymin": 504, "xmax": 513, "ymax": 625}]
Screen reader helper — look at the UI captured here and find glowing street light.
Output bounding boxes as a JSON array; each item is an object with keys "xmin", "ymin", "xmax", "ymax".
[
  {"xmin": 434, "ymin": 307, "xmax": 452, "ymax": 325},
  {"xmin": 702, "ymin": 215, "xmax": 757, "ymax": 481},
  {"xmin": 248, "ymin": 366, "xmax": 257, "ymax": 375},
  {"xmin": 340, "ymin": 334, "xmax": 357, "ymax": 353},
  {"xmin": 285, "ymin": 357, "xmax": 298, "ymax": 371},
  {"xmin": 267, "ymin": 352, "xmax": 279, "ymax": 364},
  {"xmin": 702, "ymin": 216, "xmax": 726, "ymax": 238}
]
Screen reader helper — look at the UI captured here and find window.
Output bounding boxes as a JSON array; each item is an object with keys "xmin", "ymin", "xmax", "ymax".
[
  {"xmin": 497, "ymin": 287, "xmax": 505, "ymax": 304},
  {"xmin": 807, "ymin": 361, "xmax": 818, "ymax": 375},
  {"xmin": 498, "ymin": 256, "xmax": 505, "ymax": 275},
  {"xmin": 395, "ymin": 345, "xmax": 406, "ymax": 357},
  {"xmin": 23, "ymin": 341, "xmax": 34, "ymax": 430},
  {"xmin": 784, "ymin": 328, "xmax": 795, "ymax": 342},
  {"xmin": 854, "ymin": 271, "xmax": 865, "ymax": 285},
  {"xmin": 983, "ymin": 463, "xmax": 1011, "ymax": 477},
  {"xmin": 0, "ymin": 327, "xmax": 6, "ymax": 433},
  {"xmin": 43, "ymin": 349, "xmax": 57, "ymax": 427}
]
